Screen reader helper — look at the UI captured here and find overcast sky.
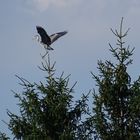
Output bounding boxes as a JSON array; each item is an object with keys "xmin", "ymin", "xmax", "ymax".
[{"xmin": 1, "ymin": 0, "xmax": 140, "ymax": 136}]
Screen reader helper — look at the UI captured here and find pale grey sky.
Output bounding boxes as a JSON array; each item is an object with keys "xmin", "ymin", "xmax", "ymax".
[{"xmin": 0, "ymin": 0, "xmax": 140, "ymax": 136}]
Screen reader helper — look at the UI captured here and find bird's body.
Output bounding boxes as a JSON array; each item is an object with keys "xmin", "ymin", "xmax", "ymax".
[{"xmin": 35, "ymin": 26, "xmax": 68, "ymax": 56}]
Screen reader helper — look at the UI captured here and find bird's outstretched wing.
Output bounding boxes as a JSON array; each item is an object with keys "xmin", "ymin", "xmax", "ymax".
[
  {"xmin": 36, "ymin": 26, "xmax": 51, "ymax": 45},
  {"xmin": 50, "ymin": 31, "xmax": 68, "ymax": 44}
]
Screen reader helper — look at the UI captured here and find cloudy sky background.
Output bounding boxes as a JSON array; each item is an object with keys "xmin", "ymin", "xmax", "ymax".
[{"xmin": 1, "ymin": 0, "xmax": 140, "ymax": 136}]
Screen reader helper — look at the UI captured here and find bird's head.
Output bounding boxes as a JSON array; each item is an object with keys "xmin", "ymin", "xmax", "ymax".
[{"xmin": 33, "ymin": 35, "xmax": 41, "ymax": 42}]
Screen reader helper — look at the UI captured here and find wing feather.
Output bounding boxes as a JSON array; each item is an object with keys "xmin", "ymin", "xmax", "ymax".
[
  {"xmin": 50, "ymin": 31, "xmax": 68, "ymax": 44},
  {"xmin": 36, "ymin": 26, "xmax": 51, "ymax": 45}
]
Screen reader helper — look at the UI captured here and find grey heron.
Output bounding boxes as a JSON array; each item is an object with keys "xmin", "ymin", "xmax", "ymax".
[{"xmin": 35, "ymin": 26, "xmax": 68, "ymax": 58}]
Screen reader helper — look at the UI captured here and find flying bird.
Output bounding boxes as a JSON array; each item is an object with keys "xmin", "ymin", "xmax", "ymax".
[{"xmin": 35, "ymin": 26, "xmax": 68, "ymax": 58}]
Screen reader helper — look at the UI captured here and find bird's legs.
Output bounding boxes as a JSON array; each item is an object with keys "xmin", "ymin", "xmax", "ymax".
[
  {"xmin": 33, "ymin": 36, "xmax": 53, "ymax": 58},
  {"xmin": 40, "ymin": 46, "xmax": 49, "ymax": 59}
]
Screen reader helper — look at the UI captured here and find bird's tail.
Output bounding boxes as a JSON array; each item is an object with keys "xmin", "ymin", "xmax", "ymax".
[
  {"xmin": 47, "ymin": 46, "xmax": 54, "ymax": 50},
  {"xmin": 44, "ymin": 45, "xmax": 54, "ymax": 50}
]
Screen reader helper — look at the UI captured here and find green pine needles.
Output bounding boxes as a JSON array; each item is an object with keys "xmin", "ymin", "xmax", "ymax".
[
  {"xmin": 1, "ymin": 18, "xmax": 140, "ymax": 140},
  {"xmin": 91, "ymin": 18, "xmax": 140, "ymax": 140}
]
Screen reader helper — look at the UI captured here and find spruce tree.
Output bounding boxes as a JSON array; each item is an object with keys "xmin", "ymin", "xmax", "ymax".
[
  {"xmin": 90, "ymin": 18, "xmax": 140, "ymax": 140},
  {"xmin": 2, "ymin": 18, "xmax": 140, "ymax": 140},
  {"xmin": 1, "ymin": 55, "xmax": 89, "ymax": 140}
]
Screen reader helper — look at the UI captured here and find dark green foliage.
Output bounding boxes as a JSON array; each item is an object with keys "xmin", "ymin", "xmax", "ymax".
[
  {"xmin": 2, "ymin": 19, "xmax": 140, "ymax": 140},
  {"xmin": 3, "ymin": 56, "xmax": 89, "ymax": 140},
  {"xmin": 89, "ymin": 18, "xmax": 140, "ymax": 140},
  {"xmin": 0, "ymin": 132, "xmax": 10, "ymax": 140}
]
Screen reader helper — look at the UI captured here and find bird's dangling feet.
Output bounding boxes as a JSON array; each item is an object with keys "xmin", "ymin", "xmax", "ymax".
[
  {"xmin": 40, "ymin": 45, "xmax": 54, "ymax": 59},
  {"xmin": 40, "ymin": 49, "xmax": 49, "ymax": 59}
]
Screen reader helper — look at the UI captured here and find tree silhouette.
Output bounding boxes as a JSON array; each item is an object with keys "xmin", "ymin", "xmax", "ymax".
[
  {"xmin": 1, "ymin": 55, "xmax": 89, "ymax": 140},
  {"xmin": 89, "ymin": 18, "xmax": 140, "ymax": 140},
  {"xmin": 1, "ymin": 18, "xmax": 140, "ymax": 140}
]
